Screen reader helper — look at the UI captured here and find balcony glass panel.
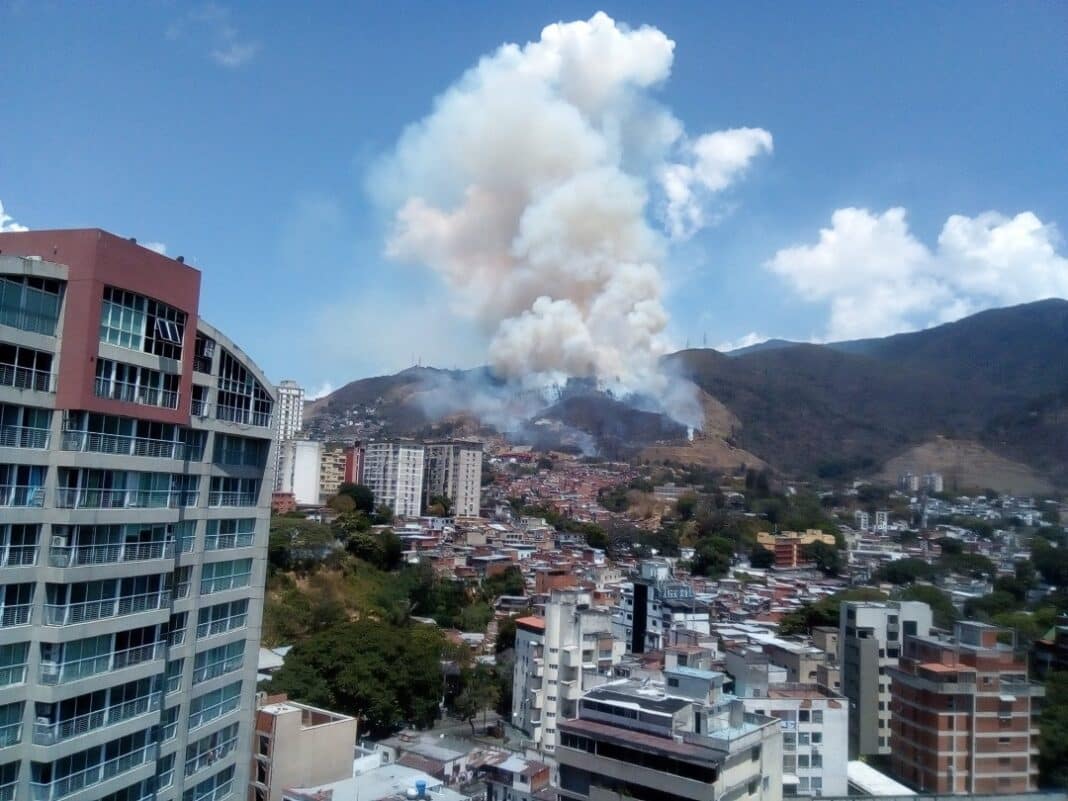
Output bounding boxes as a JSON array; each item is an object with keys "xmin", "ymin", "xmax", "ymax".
[
  {"xmin": 0, "ymin": 583, "xmax": 33, "ymax": 628},
  {"xmin": 0, "ymin": 702, "xmax": 23, "ymax": 748},
  {"xmin": 0, "ymin": 343, "xmax": 53, "ymax": 392},
  {"xmin": 33, "ymin": 691, "xmax": 160, "ymax": 746},
  {"xmin": 0, "ymin": 275, "xmax": 62, "ymax": 335},
  {"xmin": 0, "ymin": 643, "xmax": 28, "ymax": 688},
  {"xmin": 182, "ymin": 765, "xmax": 234, "ymax": 801},
  {"xmin": 29, "ymin": 734, "xmax": 157, "ymax": 801},
  {"xmin": 0, "ymin": 464, "xmax": 46, "ymax": 507},
  {"xmin": 0, "ymin": 524, "xmax": 39, "ymax": 567}
]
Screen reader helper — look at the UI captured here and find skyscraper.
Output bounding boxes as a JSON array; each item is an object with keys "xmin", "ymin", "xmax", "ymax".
[{"xmin": 0, "ymin": 229, "xmax": 274, "ymax": 801}]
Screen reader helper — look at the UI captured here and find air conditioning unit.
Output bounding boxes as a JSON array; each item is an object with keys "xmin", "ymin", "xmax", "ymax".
[{"xmin": 51, "ymin": 535, "xmax": 68, "ymax": 549}]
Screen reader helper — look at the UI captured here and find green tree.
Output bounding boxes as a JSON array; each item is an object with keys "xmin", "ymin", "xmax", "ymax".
[
  {"xmin": 482, "ymin": 566, "xmax": 525, "ymax": 600},
  {"xmin": 495, "ymin": 615, "xmax": 520, "ymax": 654},
  {"xmin": 691, "ymin": 536, "xmax": 734, "ymax": 578},
  {"xmin": 749, "ymin": 546, "xmax": 775, "ymax": 569},
  {"xmin": 373, "ymin": 504, "xmax": 394, "ymax": 525},
  {"xmin": 875, "ymin": 558, "xmax": 936, "ymax": 585},
  {"xmin": 268, "ymin": 517, "xmax": 336, "ymax": 573},
  {"xmin": 337, "ymin": 483, "xmax": 375, "ymax": 514},
  {"xmin": 428, "ymin": 494, "xmax": 453, "ymax": 517},
  {"xmin": 778, "ymin": 588, "xmax": 888, "ymax": 635},
  {"xmin": 804, "ymin": 541, "xmax": 841, "ymax": 577},
  {"xmin": 453, "ymin": 664, "xmax": 501, "ymax": 733},
  {"xmin": 1039, "ymin": 672, "xmax": 1068, "ymax": 787},
  {"xmin": 268, "ymin": 620, "xmax": 445, "ymax": 738}
]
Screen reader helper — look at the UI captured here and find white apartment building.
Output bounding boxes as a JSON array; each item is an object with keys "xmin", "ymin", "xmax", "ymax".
[
  {"xmin": 840, "ymin": 600, "xmax": 932, "ymax": 758},
  {"xmin": 273, "ymin": 380, "xmax": 304, "ymax": 490},
  {"xmin": 512, "ymin": 589, "xmax": 623, "ymax": 754},
  {"xmin": 277, "ymin": 440, "xmax": 323, "ymax": 506},
  {"xmin": 423, "ymin": 440, "xmax": 483, "ymax": 518},
  {"xmin": 362, "ymin": 440, "xmax": 425, "ymax": 519}
]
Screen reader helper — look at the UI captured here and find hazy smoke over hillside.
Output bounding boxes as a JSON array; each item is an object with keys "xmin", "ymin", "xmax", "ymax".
[{"xmin": 371, "ymin": 12, "xmax": 771, "ymax": 429}]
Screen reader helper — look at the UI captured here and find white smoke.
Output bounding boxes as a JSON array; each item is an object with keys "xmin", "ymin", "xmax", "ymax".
[{"xmin": 371, "ymin": 12, "xmax": 771, "ymax": 428}]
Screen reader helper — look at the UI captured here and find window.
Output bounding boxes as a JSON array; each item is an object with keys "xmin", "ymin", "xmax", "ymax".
[
  {"xmin": 185, "ymin": 723, "xmax": 239, "ymax": 777},
  {"xmin": 165, "ymin": 658, "xmax": 184, "ymax": 694},
  {"xmin": 200, "ymin": 559, "xmax": 252, "ymax": 595},
  {"xmin": 812, "ymin": 710, "xmax": 823, "ymax": 724},
  {"xmin": 812, "ymin": 732, "xmax": 822, "ymax": 744},
  {"xmin": 799, "ymin": 732, "xmax": 810, "ymax": 746},
  {"xmin": 799, "ymin": 710, "xmax": 810, "ymax": 722},
  {"xmin": 99, "ymin": 286, "xmax": 187, "ymax": 360},
  {"xmin": 0, "ymin": 342, "xmax": 53, "ymax": 391},
  {"xmin": 0, "ymin": 642, "xmax": 28, "ymax": 687},
  {"xmin": 205, "ymin": 518, "xmax": 256, "ymax": 550},
  {"xmin": 197, "ymin": 599, "xmax": 249, "ymax": 639},
  {"xmin": 0, "ymin": 523, "xmax": 39, "ymax": 566},
  {"xmin": 798, "ymin": 755, "xmax": 810, "ymax": 769},
  {"xmin": 192, "ymin": 640, "xmax": 244, "ymax": 684},
  {"xmin": 160, "ymin": 705, "xmax": 180, "ymax": 741},
  {"xmin": 93, "ymin": 359, "xmax": 180, "ymax": 409},
  {"xmin": 188, "ymin": 681, "xmax": 242, "ymax": 730},
  {"xmin": 0, "ymin": 274, "xmax": 63, "ymax": 335},
  {"xmin": 216, "ymin": 348, "xmax": 272, "ymax": 427},
  {"xmin": 183, "ymin": 765, "xmax": 235, "ymax": 801}
]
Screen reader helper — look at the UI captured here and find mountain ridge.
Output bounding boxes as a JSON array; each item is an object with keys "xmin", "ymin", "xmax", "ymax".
[{"xmin": 305, "ymin": 299, "xmax": 1068, "ymax": 489}]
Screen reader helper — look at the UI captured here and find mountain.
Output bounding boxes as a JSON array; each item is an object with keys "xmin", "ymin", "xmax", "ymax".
[{"xmin": 305, "ymin": 299, "xmax": 1068, "ymax": 490}]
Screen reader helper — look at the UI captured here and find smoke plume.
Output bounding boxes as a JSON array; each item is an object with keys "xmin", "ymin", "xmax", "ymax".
[{"xmin": 371, "ymin": 12, "xmax": 771, "ymax": 429}]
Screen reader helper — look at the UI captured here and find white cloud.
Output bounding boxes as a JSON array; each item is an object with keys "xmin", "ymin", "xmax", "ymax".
[
  {"xmin": 0, "ymin": 200, "xmax": 28, "ymax": 233},
  {"xmin": 143, "ymin": 241, "xmax": 167, "ymax": 255},
  {"xmin": 167, "ymin": 3, "xmax": 260, "ymax": 69},
  {"xmin": 660, "ymin": 128, "xmax": 773, "ymax": 239},
  {"xmin": 767, "ymin": 207, "xmax": 1068, "ymax": 340}
]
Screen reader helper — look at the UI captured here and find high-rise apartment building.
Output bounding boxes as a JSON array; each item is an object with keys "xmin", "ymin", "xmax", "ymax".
[
  {"xmin": 614, "ymin": 561, "xmax": 710, "ymax": 653},
  {"xmin": 318, "ymin": 444, "xmax": 348, "ymax": 500},
  {"xmin": 362, "ymin": 440, "xmax": 424, "ymax": 519},
  {"xmin": 839, "ymin": 600, "xmax": 932, "ymax": 758},
  {"xmin": 423, "ymin": 441, "xmax": 482, "ymax": 518},
  {"xmin": 272, "ymin": 381, "xmax": 303, "ymax": 491},
  {"xmin": 276, "ymin": 440, "xmax": 322, "ymax": 506},
  {"xmin": 556, "ymin": 670, "xmax": 783, "ymax": 801},
  {"xmin": 0, "ymin": 229, "xmax": 274, "ymax": 801},
  {"xmin": 512, "ymin": 589, "xmax": 623, "ymax": 755},
  {"xmin": 889, "ymin": 621, "xmax": 1043, "ymax": 794}
]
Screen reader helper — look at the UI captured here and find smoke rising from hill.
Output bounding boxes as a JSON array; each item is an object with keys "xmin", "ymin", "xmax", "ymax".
[{"xmin": 371, "ymin": 12, "xmax": 771, "ymax": 429}]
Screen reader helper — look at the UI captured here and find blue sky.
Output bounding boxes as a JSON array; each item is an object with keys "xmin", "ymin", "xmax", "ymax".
[{"xmin": 2, "ymin": 1, "xmax": 1066, "ymax": 397}]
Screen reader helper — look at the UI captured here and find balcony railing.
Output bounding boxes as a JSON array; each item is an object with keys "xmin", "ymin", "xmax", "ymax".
[
  {"xmin": 196, "ymin": 614, "xmax": 247, "ymax": 640},
  {"xmin": 33, "ymin": 692, "xmax": 161, "ymax": 746},
  {"xmin": 0, "ymin": 777, "xmax": 15, "ymax": 801},
  {"xmin": 29, "ymin": 741, "xmax": 157, "ymax": 801},
  {"xmin": 54, "ymin": 488, "xmax": 198, "ymax": 509},
  {"xmin": 192, "ymin": 655, "xmax": 243, "ymax": 685},
  {"xmin": 187, "ymin": 776, "xmax": 234, "ymax": 801},
  {"xmin": 0, "ymin": 425, "xmax": 50, "ymax": 450},
  {"xmin": 205, "ymin": 533, "xmax": 254, "ymax": 551},
  {"xmin": 185, "ymin": 733, "xmax": 239, "ymax": 777},
  {"xmin": 94, "ymin": 377, "xmax": 179, "ymax": 411},
  {"xmin": 0, "ymin": 604, "xmax": 32, "ymax": 628},
  {"xmin": 60, "ymin": 430, "xmax": 199, "ymax": 460},
  {"xmin": 208, "ymin": 491, "xmax": 257, "ymax": 508},
  {"xmin": 0, "ymin": 720, "xmax": 21, "ymax": 748},
  {"xmin": 0, "ymin": 485, "xmax": 44, "ymax": 507},
  {"xmin": 0, "ymin": 663, "xmax": 27, "ymax": 687},
  {"xmin": 43, "ymin": 591, "xmax": 171, "ymax": 626},
  {"xmin": 191, "ymin": 399, "xmax": 211, "ymax": 417},
  {"xmin": 0, "ymin": 363, "xmax": 54, "ymax": 392},
  {"xmin": 39, "ymin": 642, "xmax": 165, "ymax": 685},
  {"xmin": 0, "ymin": 544, "xmax": 38, "ymax": 567},
  {"xmin": 0, "ymin": 306, "xmax": 59, "ymax": 336},
  {"xmin": 216, "ymin": 404, "xmax": 271, "ymax": 428},
  {"xmin": 48, "ymin": 539, "xmax": 175, "ymax": 568}
]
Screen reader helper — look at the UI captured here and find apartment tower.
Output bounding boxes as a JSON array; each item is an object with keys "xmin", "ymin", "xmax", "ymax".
[
  {"xmin": 271, "ymin": 381, "xmax": 303, "ymax": 491},
  {"xmin": 889, "ymin": 621, "xmax": 1043, "ymax": 793},
  {"xmin": 361, "ymin": 440, "xmax": 424, "ymax": 519},
  {"xmin": 839, "ymin": 601, "xmax": 932, "ymax": 758},
  {"xmin": 0, "ymin": 229, "xmax": 274, "ymax": 801},
  {"xmin": 423, "ymin": 441, "xmax": 482, "ymax": 518}
]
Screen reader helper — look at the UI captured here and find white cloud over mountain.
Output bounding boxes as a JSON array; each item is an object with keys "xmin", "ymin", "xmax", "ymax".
[{"xmin": 767, "ymin": 207, "xmax": 1068, "ymax": 340}]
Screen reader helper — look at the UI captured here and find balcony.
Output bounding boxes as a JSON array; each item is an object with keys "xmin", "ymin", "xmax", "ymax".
[
  {"xmin": 0, "ymin": 425, "xmax": 50, "ymax": 450},
  {"xmin": 185, "ymin": 733, "xmax": 239, "ymax": 777},
  {"xmin": 0, "ymin": 363, "xmax": 54, "ymax": 393},
  {"xmin": 0, "ymin": 662, "xmax": 27, "ymax": 688},
  {"xmin": 0, "ymin": 605, "xmax": 31, "ymax": 628},
  {"xmin": 60, "ymin": 430, "xmax": 197, "ymax": 460},
  {"xmin": 208, "ymin": 491, "xmax": 257, "ymax": 508},
  {"xmin": 0, "ymin": 777, "xmax": 15, "ymax": 801},
  {"xmin": 48, "ymin": 539, "xmax": 175, "ymax": 568},
  {"xmin": 94, "ymin": 377, "xmax": 179, "ymax": 411},
  {"xmin": 0, "ymin": 719, "xmax": 21, "ymax": 749},
  {"xmin": 43, "ymin": 591, "xmax": 171, "ymax": 626},
  {"xmin": 187, "ymin": 775, "xmax": 234, "ymax": 801},
  {"xmin": 196, "ymin": 614, "xmax": 247, "ymax": 640},
  {"xmin": 216, "ymin": 404, "xmax": 271, "ymax": 428},
  {"xmin": 0, "ymin": 485, "xmax": 44, "ymax": 507},
  {"xmin": 191, "ymin": 398, "xmax": 211, "ymax": 417},
  {"xmin": 39, "ymin": 642, "xmax": 165, "ymax": 686},
  {"xmin": 193, "ymin": 655, "xmax": 243, "ymax": 685},
  {"xmin": 204, "ymin": 533, "xmax": 254, "ymax": 551},
  {"xmin": 33, "ymin": 692, "xmax": 161, "ymax": 746},
  {"xmin": 29, "ymin": 741, "xmax": 157, "ymax": 801},
  {"xmin": 0, "ymin": 544, "xmax": 38, "ymax": 567},
  {"xmin": 54, "ymin": 488, "xmax": 198, "ymax": 510}
]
